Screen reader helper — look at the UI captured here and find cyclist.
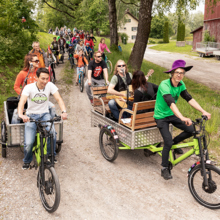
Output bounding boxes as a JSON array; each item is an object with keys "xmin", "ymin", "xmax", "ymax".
[
  {"xmin": 79, "ymin": 30, "xmax": 84, "ymax": 40},
  {"xmin": 13, "ymin": 54, "xmax": 56, "ymax": 123},
  {"xmin": 74, "ymin": 49, "xmax": 88, "ymax": 86},
  {"xmin": 71, "ymin": 33, "xmax": 76, "ymax": 44},
  {"xmin": 85, "ymin": 51, "xmax": 109, "ymax": 104},
  {"xmin": 67, "ymin": 44, "xmax": 75, "ymax": 62},
  {"xmin": 90, "ymin": 33, "xmax": 97, "ymax": 43},
  {"xmin": 85, "ymin": 43, "xmax": 93, "ymax": 61},
  {"xmin": 154, "ymin": 60, "xmax": 211, "ymax": 180},
  {"xmin": 58, "ymin": 35, "xmax": 66, "ymax": 54},
  {"xmin": 51, "ymin": 37, "xmax": 60, "ymax": 64},
  {"xmin": 84, "ymin": 35, "xmax": 94, "ymax": 53},
  {"xmin": 75, "ymin": 40, "xmax": 88, "ymax": 56},
  {"xmin": 18, "ymin": 68, "xmax": 68, "ymax": 169},
  {"xmin": 98, "ymin": 38, "xmax": 111, "ymax": 61},
  {"xmin": 29, "ymin": 42, "xmax": 48, "ymax": 68},
  {"xmin": 48, "ymin": 27, "xmax": 52, "ymax": 34}
]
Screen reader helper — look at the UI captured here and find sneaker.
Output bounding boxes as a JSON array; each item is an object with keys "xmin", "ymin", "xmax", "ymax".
[
  {"xmin": 22, "ymin": 163, "xmax": 30, "ymax": 170},
  {"xmin": 90, "ymin": 99, "xmax": 93, "ymax": 105},
  {"xmin": 174, "ymin": 148, "xmax": 183, "ymax": 154},
  {"xmin": 161, "ymin": 167, "xmax": 173, "ymax": 180},
  {"xmin": 48, "ymin": 156, "xmax": 58, "ymax": 164}
]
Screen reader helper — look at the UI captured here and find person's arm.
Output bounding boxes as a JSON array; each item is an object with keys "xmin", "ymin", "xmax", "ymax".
[
  {"xmin": 103, "ymin": 68, "xmax": 109, "ymax": 84},
  {"xmin": 53, "ymin": 91, "xmax": 67, "ymax": 120},
  {"xmin": 98, "ymin": 43, "xmax": 102, "ymax": 52},
  {"xmin": 84, "ymin": 57, "xmax": 88, "ymax": 65},
  {"xmin": 14, "ymin": 73, "xmax": 24, "ymax": 95},
  {"xmin": 88, "ymin": 70, "xmax": 92, "ymax": 85},
  {"xmin": 105, "ymin": 44, "xmax": 111, "ymax": 53},
  {"xmin": 188, "ymin": 99, "xmax": 211, "ymax": 119},
  {"xmin": 17, "ymin": 95, "xmax": 29, "ymax": 122},
  {"xmin": 107, "ymin": 83, "xmax": 124, "ymax": 96},
  {"xmin": 93, "ymin": 36, "xmax": 97, "ymax": 43}
]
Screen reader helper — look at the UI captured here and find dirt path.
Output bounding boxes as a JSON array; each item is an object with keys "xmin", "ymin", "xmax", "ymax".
[
  {"xmin": 1, "ymin": 54, "xmax": 220, "ymax": 219},
  {"xmin": 144, "ymin": 46, "xmax": 220, "ymax": 90}
]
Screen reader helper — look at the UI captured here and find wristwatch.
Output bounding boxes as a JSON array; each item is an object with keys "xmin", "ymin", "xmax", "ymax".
[{"xmin": 62, "ymin": 110, "xmax": 67, "ymax": 113}]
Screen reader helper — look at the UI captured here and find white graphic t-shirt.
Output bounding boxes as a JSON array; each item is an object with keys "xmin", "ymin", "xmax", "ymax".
[{"xmin": 22, "ymin": 82, "xmax": 58, "ymax": 114}]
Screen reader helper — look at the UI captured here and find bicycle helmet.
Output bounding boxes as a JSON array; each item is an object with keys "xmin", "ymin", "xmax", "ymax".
[
  {"xmin": 86, "ymin": 43, "xmax": 90, "ymax": 46},
  {"xmin": 69, "ymin": 44, "xmax": 73, "ymax": 47}
]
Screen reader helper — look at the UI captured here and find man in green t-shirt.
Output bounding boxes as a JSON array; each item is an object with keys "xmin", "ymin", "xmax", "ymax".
[{"xmin": 154, "ymin": 60, "xmax": 211, "ymax": 180}]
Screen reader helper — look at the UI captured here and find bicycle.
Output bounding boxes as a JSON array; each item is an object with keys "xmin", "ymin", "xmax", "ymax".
[
  {"xmin": 94, "ymin": 108, "xmax": 220, "ymax": 209},
  {"xmin": 78, "ymin": 67, "xmax": 85, "ymax": 92},
  {"xmin": 104, "ymin": 52, "xmax": 112, "ymax": 75},
  {"xmin": 25, "ymin": 116, "xmax": 61, "ymax": 212}
]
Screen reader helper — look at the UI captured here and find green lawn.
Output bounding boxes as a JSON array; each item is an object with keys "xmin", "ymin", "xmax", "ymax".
[
  {"xmin": 37, "ymin": 32, "xmax": 56, "ymax": 51},
  {"xmin": 150, "ymin": 41, "xmax": 198, "ymax": 56},
  {"xmin": 95, "ymin": 37, "xmax": 220, "ymax": 158}
]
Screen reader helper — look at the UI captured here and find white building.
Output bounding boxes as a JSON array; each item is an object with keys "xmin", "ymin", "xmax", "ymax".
[{"xmin": 118, "ymin": 9, "xmax": 138, "ymax": 43}]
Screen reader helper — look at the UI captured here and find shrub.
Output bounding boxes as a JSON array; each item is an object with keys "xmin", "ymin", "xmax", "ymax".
[
  {"xmin": 177, "ymin": 20, "xmax": 185, "ymax": 41},
  {"xmin": 119, "ymin": 33, "xmax": 128, "ymax": 42},
  {"xmin": 204, "ymin": 31, "xmax": 216, "ymax": 42},
  {"xmin": 163, "ymin": 21, "xmax": 169, "ymax": 43}
]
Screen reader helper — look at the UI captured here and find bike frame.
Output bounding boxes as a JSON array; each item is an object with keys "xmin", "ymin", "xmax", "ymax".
[{"xmin": 118, "ymin": 137, "xmax": 201, "ymax": 166}]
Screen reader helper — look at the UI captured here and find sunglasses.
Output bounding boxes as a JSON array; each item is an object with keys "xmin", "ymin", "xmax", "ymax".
[
  {"xmin": 118, "ymin": 65, "xmax": 126, "ymax": 67},
  {"xmin": 32, "ymin": 60, "xmax": 40, "ymax": 63},
  {"xmin": 96, "ymin": 56, "xmax": 102, "ymax": 58}
]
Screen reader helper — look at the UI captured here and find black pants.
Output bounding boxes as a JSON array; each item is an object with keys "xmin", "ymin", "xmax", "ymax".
[
  {"xmin": 155, "ymin": 115, "xmax": 194, "ymax": 167},
  {"xmin": 102, "ymin": 53, "xmax": 105, "ymax": 61}
]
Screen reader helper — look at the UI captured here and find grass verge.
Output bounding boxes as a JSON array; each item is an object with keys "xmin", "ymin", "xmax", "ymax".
[
  {"xmin": 94, "ymin": 37, "xmax": 220, "ymax": 161},
  {"xmin": 150, "ymin": 41, "xmax": 198, "ymax": 57}
]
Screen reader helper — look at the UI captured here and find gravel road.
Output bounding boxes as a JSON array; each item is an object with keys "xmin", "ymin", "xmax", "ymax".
[
  {"xmin": 1, "ymin": 54, "xmax": 220, "ymax": 219},
  {"xmin": 144, "ymin": 46, "xmax": 220, "ymax": 90}
]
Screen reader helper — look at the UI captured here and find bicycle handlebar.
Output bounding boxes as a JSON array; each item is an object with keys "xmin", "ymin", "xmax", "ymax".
[{"xmin": 29, "ymin": 116, "xmax": 61, "ymax": 123}]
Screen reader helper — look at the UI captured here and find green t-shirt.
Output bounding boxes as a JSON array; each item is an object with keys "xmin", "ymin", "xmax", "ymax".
[
  {"xmin": 110, "ymin": 72, "xmax": 133, "ymax": 86},
  {"xmin": 154, "ymin": 79, "xmax": 186, "ymax": 119}
]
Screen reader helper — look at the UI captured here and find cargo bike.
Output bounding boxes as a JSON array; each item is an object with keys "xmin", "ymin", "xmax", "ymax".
[
  {"xmin": 91, "ymin": 86, "xmax": 220, "ymax": 209},
  {"xmin": 1, "ymin": 98, "xmax": 64, "ymax": 212}
]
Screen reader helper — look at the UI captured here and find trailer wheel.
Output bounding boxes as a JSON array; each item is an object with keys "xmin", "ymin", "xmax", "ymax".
[
  {"xmin": 56, "ymin": 144, "xmax": 62, "ymax": 154},
  {"xmin": 1, "ymin": 121, "xmax": 7, "ymax": 158}
]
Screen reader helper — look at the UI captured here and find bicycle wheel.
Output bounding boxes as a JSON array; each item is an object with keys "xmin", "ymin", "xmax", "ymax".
[
  {"xmin": 80, "ymin": 73, "xmax": 84, "ymax": 92},
  {"xmin": 37, "ymin": 166, "xmax": 60, "ymax": 213},
  {"xmin": 99, "ymin": 128, "xmax": 118, "ymax": 162},
  {"xmin": 107, "ymin": 60, "xmax": 113, "ymax": 74},
  {"xmin": 188, "ymin": 163, "xmax": 220, "ymax": 209},
  {"xmin": 56, "ymin": 144, "xmax": 62, "ymax": 154},
  {"xmin": 1, "ymin": 121, "xmax": 7, "ymax": 158}
]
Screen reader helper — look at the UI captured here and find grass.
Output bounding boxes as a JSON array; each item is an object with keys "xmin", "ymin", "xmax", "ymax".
[
  {"xmin": 37, "ymin": 32, "xmax": 56, "ymax": 51},
  {"xmin": 94, "ymin": 36, "xmax": 220, "ymax": 158},
  {"xmin": 63, "ymin": 62, "xmax": 74, "ymax": 85},
  {"xmin": 150, "ymin": 41, "xmax": 198, "ymax": 56}
]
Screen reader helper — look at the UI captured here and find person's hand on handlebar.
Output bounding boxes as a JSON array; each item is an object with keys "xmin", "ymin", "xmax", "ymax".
[
  {"xmin": 19, "ymin": 115, "xmax": 30, "ymax": 123},
  {"xmin": 88, "ymin": 80, "xmax": 92, "ymax": 86},
  {"xmin": 61, "ymin": 112, "xmax": 68, "ymax": 120},
  {"xmin": 181, "ymin": 117, "xmax": 192, "ymax": 126},
  {"xmin": 201, "ymin": 111, "xmax": 211, "ymax": 120}
]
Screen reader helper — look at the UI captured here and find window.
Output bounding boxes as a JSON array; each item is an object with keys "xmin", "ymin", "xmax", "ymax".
[
  {"xmin": 131, "ymin": 35, "xmax": 136, "ymax": 40},
  {"xmin": 125, "ymin": 19, "xmax": 131, "ymax": 22},
  {"xmin": 132, "ymin": 27, "xmax": 138, "ymax": 31}
]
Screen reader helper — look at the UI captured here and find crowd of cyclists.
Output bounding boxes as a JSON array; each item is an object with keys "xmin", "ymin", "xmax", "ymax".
[{"xmin": 11, "ymin": 26, "xmax": 212, "ymax": 181}]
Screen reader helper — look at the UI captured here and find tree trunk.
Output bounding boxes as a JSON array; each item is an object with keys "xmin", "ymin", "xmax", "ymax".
[
  {"xmin": 108, "ymin": 0, "xmax": 118, "ymax": 49},
  {"xmin": 127, "ymin": 0, "xmax": 154, "ymax": 70}
]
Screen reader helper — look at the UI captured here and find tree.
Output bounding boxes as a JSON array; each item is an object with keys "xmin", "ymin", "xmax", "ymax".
[
  {"xmin": 108, "ymin": 0, "xmax": 118, "ymax": 49},
  {"xmin": 150, "ymin": 15, "xmax": 168, "ymax": 39},
  {"xmin": 177, "ymin": 20, "xmax": 185, "ymax": 41},
  {"xmin": 127, "ymin": 0, "xmax": 154, "ymax": 70},
  {"xmin": 163, "ymin": 21, "xmax": 169, "ymax": 43}
]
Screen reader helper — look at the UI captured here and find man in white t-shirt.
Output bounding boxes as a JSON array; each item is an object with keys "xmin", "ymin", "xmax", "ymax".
[{"xmin": 18, "ymin": 68, "xmax": 68, "ymax": 170}]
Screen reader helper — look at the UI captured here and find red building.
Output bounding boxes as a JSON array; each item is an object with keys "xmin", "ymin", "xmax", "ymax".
[{"xmin": 191, "ymin": 0, "xmax": 220, "ymax": 50}]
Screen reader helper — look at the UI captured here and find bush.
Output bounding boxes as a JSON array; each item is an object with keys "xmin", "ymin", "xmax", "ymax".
[
  {"xmin": 177, "ymin": 20, "xmax": 185, "ymax": 41},
  {"xmin": 204, "ymin": 31, "xmax": 216, "ymax": 42},
  {"xmin": 148, "ymin": 39, "xmax": 156, "ymax": 44},
  {"xmin": 119, "ymin": 33, "xmax": 128, "ymax": 42},
  {"xmin": 163, "ymin": 21, "xmax": 169, "ymax": 43}
]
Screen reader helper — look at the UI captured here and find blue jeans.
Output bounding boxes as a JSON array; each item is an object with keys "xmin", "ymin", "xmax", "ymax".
[
  {"xmin": 23, "ymin": 112, "xmax": 56, "ymax": 163},
  {"xmin": 108, "ymin": 99, "xmax": 132, "ymax": 120}
]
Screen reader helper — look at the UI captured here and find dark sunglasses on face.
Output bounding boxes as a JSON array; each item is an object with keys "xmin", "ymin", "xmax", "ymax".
[
  {"xmin": 118, "ymin": 65, "xmax": 126, "ymax": 67},
  {"xmin": 32, "ymin": 60, "xmax": 40, "ymax": 63},
  {"xmin": 96, "ymin": 56, "xmax": 102, "ymax": 58}
]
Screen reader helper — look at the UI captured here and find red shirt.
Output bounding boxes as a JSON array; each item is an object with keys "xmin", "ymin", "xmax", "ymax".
[
  {"xmin": 79, "ymin": 33, "xmax": 84, "ymax": 40},
  {"xmin": 84, "ymin": 39, "xmax": 94, "ymax": 48}
]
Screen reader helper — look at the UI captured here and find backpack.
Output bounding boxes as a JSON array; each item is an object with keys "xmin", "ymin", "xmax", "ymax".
[{"xmin": 76, "ymin": 55, "xmax": 86, "ymax": 66}]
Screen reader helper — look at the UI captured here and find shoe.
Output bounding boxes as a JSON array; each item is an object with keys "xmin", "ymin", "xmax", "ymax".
[
  {"xmin": 174, "ymin": 148, "xmax": 183, "ymax": 154},
  {"xmin": 90, "ymin": 99, "xmax": 93, "ymax": 105},
  {"xmin": 22, "ymin": 163, "xmax": 30, "ymax": 170},
  {"xmin": 161, "ymin": 167, "xmax": 173, "ymax": 180},
  {"xmin": 75, "ymin": 82, "xmax": 78, "ymax": 86},
  {"xmin": 48, "ymin": 156, "xmax": 58, "ymax": 164}
]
